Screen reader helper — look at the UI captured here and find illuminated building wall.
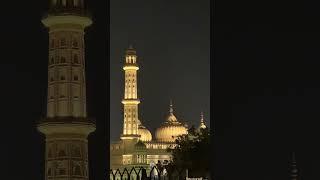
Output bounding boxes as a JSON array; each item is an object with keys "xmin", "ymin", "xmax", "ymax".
[{"xmin": 38, "ymin": 1, "xmax": 95, "ymax": 179}]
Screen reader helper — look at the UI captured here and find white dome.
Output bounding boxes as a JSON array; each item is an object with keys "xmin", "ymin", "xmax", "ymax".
[
  {"xmin": 138, "ymin": 125, "xmax": 152, "ymax": 142},
  {"xmin": 155, "ymin": 102, "xmax": 188, "ymax": 142},
  {"xmin": 155, "ymin": 123, "xmax": 187, "ymax": 142}
]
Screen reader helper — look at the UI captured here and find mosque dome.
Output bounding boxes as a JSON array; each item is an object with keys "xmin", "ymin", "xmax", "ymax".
[
  {"xmin": 138, "ymin": 123, "xmax": 152, "ymax": 142},
  {"xmin": 155, "ymin": 102, "xmax": 188, "ymax": 142}
]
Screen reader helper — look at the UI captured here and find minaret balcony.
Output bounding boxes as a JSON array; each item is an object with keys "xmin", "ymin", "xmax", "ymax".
[
  {"xmin": 122, "ymin": 99, "xmax": 140, "ymax": 105},
  {"xmin": 42, "ymin": 8, "xmax": 92, "ymax": 28},
  {"xmin": 123, "ymin": 65, "xmax": 139, "ymax": 71},
  {"xmin": 38, "ymin": 116, "xmax": 96, "ymax": 124},
  {"xmin": 46, "ymin": 7, "xmax": 91, "ymax": 18}
]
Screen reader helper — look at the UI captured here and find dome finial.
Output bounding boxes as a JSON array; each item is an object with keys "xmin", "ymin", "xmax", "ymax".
[
  {"xmin": 169, "ymin": 99, "xmax": 173, "ymax": 114},
  {"xmin": 199, "ymin": 111, "xmax": 207, "ymax": 129}
]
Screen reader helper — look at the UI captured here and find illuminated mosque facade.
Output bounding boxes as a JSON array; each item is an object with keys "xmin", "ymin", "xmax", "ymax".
[{"xmin": 110, "ymin": 46, "xmax": 207, "ymax": 170}]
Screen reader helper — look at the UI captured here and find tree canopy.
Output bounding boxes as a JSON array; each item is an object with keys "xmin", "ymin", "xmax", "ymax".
[{"xmin": 166, "ymin": 126, "xmax": 210, "ymax": 177}]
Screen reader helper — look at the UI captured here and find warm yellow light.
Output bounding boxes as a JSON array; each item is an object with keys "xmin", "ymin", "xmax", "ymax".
[
  {"xmin": 123, "ymin": 66, "xmax": 139, "ymax": 71},
  {"xmin": 121, "ymin": 99, "xmax": 140, "ymax": 105}
]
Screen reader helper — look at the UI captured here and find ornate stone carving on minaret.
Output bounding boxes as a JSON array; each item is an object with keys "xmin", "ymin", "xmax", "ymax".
[{"xmin": 37, "ymin": 0, "xmax": 95, "ymax": 180}]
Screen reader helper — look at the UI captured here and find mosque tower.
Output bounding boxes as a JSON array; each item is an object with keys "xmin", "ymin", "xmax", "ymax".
[
  {"xmin": 289, "ymin": 152, "xmax": 299, "ymax": 180},
  {"xmin": 120, "ymin": 46, "xmax": 152, "ymax": 142},
  {"xmin": 121, "ymin": 46, "xmax": 141, "ymax": 140},
  {"xmin": 37, "ymin": 0, "xmax": 95, "ymax": 179}
]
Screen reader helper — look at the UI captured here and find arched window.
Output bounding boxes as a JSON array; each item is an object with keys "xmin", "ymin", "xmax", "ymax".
[
  {"xmin": 72, "ymin": 146, "xmax": 81, "ymax": 157},
  {"xmin": 74, "ymin": 164, "xmax": 81, "ymax": 175},
  {"xmin": 60, "ymin": 38, "xmax": 66, "ymax": 47},
  {"xmin": 60, "ymin": 76, "xmax": 65, "ymax": 80},
  {"xmin": 72, "ymin": 39, "xmax": 78, "ymax": 47},
  {"xmin": 60, "ymin": 56, "xmax": 66, "ymax": 63},
  {"xmin": 58, "ymin": 149, "xmax": 66, "ymax": 156},
  {"xmin": 50, "ymin": 39, "xmax": 54, "ymax": 48},
  {"xmin": 74, "ymin": 75, "xmax": 78, "ymax": 81},
  {"xmin": 59, "ymin": 169, "xmax": 66, "ymax": 175},
  {"xmin": 48, "ymin": 168, "xmax": 52, "ymax": 176},
  {"xmin": 73, "ymin": 54, "xmax": 79, "ymax": 63},
  {"xmin": 48, "ymin": 149, "xmax": 52, "ymax": 158},
  {"xmin": 50, "ymin": 57, "xmax": 54, "ymax": 65}
]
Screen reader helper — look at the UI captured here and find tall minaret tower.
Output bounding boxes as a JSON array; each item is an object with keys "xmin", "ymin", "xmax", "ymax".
[
  {"xmin": 289, "ymin": 152, "xmax": 299, "ymax": 180},
  {"xmin": 121, "ymin": 46, "xmax": 141, "ymax": 140},
  {"xmin": 37, "ymin": 1, "xmax": 95, "ymax": 180}
]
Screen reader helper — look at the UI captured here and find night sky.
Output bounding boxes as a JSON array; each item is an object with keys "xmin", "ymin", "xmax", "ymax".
[
  {"xmin": 110, "ymin": 0, "xmax": 210, "ymax": 141},
  {"xmin": 214, "ymin": 0, "xmax": 320, "ymax": 179}
]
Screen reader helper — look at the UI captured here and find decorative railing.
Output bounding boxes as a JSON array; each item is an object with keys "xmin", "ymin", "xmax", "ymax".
[{"xmin": 109, "ymin": 166, "xmax": 187, "ymax": 180}]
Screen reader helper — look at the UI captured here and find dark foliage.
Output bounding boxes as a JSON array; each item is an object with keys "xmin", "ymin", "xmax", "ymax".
[{"xmin": 167, "ymin": 126, "xmax": 210, "ymax": 177}]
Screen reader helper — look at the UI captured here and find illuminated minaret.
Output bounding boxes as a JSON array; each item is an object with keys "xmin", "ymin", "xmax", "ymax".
[
  {"xmin": 199, "ymin": 112, "xmax": 207, "ymax": 130},
  {"xmin": 37, "ymin": 1, "xmax": 95, "ymax": 179},
  {"xmin": 289, "ymin": 152, "xmax": 299, "ymax": 180},
  {"xmin": 121, "ymin": 46, "xmax": 141, "ymax": 140}
]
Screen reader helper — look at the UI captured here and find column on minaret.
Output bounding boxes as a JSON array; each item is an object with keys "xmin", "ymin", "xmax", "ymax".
[
  {"xmin": 47, "ymin": 29, "xmax": 87, "ymax": 118},
  {"xmin": 121, "ymin": 46, "xmax": 140, "ymax": 139},
  {"xmin": 37, "ymin": 1, "xmax": 95, "ymax": 180}
]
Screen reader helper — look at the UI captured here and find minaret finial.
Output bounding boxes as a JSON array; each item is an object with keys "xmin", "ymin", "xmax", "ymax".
[
  {"xmin": 292, "ymin": 152, "xmax": 296, "ymax": 163},
  {"xmin": 200, "ymin": 111, "xmax": 204, "ymax": 122},
  {"xmin": 290, "ymin": 152, "xmax": 298, "ymax": 180},
  {"xmin": 199, "ymin": 111, "xmax": 207, "ymax": 129},
  {"xmin": 169, "ymin": 100, "xmax": 173, "ymax": 114}
]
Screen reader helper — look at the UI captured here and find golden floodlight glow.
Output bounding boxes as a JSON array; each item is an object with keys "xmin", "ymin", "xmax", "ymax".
[
  {"xmin": 123, "ymin": 66, "xmax": 139, "ymax": 71},
  {"xmin": 138, "ymin": 125, "xmax": 153, "ymax": 142},
  {"xmin": 155, "ymin": 101, "xmax": 188, "ymax": 142},
  {"xmin": 121, "ymin": 99, "xmax": 140, "ymax": 105}
]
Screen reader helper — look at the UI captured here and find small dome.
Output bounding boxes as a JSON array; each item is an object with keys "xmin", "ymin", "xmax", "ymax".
[
  {"xmin": 155, "ymin": 101, "xmax": 188, "ymax": 142},
  {"xmin": 138, "ymin": 124, "xmax": 152, "ymax": 142}
]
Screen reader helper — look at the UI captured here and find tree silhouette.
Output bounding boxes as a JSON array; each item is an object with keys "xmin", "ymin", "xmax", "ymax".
[{"xmin": 167, "ymin": 125, "xmax": 210, "ymax": 177}]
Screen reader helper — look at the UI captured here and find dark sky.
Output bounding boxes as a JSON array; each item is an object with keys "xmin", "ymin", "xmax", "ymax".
[
  {"xmin": 214, "ymin": 0, "xmax": 320, "ymax": 179},
  {"xmin": 110, "ymin": 0, "xmax": 211, "ymax": 141}
]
